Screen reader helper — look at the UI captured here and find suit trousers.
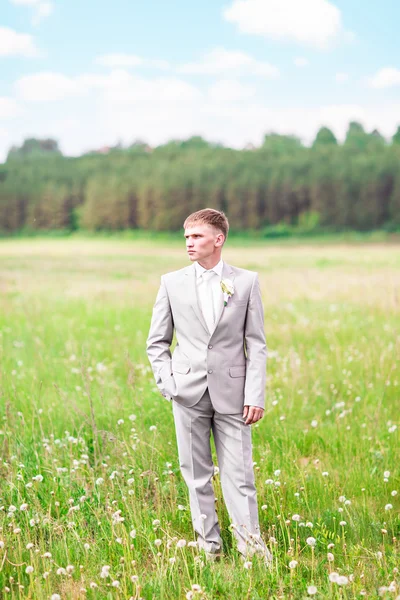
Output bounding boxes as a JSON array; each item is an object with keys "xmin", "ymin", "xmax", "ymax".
[{"xmin": 172, "ymin": 387, "xmax": 268, "ymax": 556}]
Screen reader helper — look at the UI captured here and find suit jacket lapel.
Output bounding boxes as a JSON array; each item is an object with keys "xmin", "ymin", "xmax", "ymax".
[
  {"xmin": 185, "ymin": 264, "xmax": 210, "ymax": 336},
  {"xmin": 213, "ymin": 262, "xmax": 235, "ymax": 333}
]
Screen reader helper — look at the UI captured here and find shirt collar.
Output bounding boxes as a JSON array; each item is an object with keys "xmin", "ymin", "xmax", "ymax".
[{"xmin": 195, "ymin": 258, "xmax": 224, "ymax": 279}]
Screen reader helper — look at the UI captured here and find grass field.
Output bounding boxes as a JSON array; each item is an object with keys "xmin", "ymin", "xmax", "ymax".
[{"xmin": 0, "ymin": 237, "xmax": 399, "ymax": 599}]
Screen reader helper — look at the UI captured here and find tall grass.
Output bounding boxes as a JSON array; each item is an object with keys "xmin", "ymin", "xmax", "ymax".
[{"xmin": 0, "ymin": 238, "xmax": 398, "ymax": 599}]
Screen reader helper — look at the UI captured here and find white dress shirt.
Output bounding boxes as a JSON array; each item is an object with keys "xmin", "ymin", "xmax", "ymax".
[{"xmin": 195, "ymin": 259, "xmax": 224, "ymax": 334}]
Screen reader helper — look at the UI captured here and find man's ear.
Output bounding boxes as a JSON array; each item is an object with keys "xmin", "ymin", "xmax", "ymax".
[{"xmin": 215, "ymin": 233, "xmax": 225, "ymax": 247}]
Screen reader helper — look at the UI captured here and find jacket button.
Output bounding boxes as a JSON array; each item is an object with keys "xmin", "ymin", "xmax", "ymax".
[
  {"xmin": 208, "ymin": 369, "xmax": 213, "ymax": 374},
  {"xmin": 208, "ymin": 345, "xmax": 213, "ymax": 349}
]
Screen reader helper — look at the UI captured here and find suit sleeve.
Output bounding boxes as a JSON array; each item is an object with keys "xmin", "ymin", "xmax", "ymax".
[
  {"xmin": 146, "ymin": 276, "xmax": 175, "ymax": 399},
  {"xmin": 243, "ymin": 273, "xmax": 267, "ymax": 409}
]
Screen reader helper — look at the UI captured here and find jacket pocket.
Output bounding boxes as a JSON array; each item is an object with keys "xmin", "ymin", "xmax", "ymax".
[
  {"xmin": 172, "ymin": 362, "xmax": 191, "ymax": 374},
  {"xmin": 229, "ymin": 366, "xmax": 246, "ymax": 378}
]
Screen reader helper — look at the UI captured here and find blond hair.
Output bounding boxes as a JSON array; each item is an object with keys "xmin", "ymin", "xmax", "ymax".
[{"xmin": 183, "ymin": 208, "xmax": 229, "ymax": 240}]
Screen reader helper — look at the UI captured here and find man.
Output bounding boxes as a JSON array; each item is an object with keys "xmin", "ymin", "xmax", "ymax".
[{"xmin": 146, "ymin": 208, "xmax": 271, "ymax": 563}]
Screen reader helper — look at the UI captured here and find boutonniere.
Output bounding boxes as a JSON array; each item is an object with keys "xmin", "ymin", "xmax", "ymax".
[{"xmin": 220, "ymin": 278, "xmax": 235, "ymax": 306}]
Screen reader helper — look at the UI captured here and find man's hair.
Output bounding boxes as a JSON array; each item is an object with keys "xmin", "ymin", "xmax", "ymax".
[{"xmin": 183, "ymin": 208, "xmax": 229, "ymax": 240}]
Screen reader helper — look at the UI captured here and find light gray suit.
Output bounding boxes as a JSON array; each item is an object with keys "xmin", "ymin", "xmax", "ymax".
[{"xmin": 146, "ymin": 261, "xmax": 268, "ymax": 556}]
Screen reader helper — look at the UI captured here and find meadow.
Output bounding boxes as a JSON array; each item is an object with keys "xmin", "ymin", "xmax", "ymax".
[{"xmin": 0, "ymin": 236, "xmax": 399, "ymax": 599}]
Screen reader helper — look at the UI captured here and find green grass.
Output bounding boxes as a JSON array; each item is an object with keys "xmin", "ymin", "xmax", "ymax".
[{"xmin": 0, "ymin": 238, "xmax": 399, "ymax": 599}]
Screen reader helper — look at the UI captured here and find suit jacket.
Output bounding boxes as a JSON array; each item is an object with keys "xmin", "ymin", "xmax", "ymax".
[{"xmin": 146, "ymin": 261, "xmax": 267, "ymax": 414}]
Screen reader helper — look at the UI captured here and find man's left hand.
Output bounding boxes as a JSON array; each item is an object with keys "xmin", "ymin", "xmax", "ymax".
[{"xmin": 243, "ymin": 405, "xmax": 264, "ymax": 425}]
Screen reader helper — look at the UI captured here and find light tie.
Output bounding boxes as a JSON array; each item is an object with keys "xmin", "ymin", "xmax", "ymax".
[{"xmin": 201, "ymin": 270, "xmax": 217, "ymax": 334}]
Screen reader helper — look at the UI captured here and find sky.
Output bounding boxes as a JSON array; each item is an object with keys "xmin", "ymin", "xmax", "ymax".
[{"xmin": 1, "ymin": 0, "xmax": 400, "ymax": 161}]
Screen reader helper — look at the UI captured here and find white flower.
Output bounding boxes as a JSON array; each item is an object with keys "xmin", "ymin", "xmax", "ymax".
[
  {"xmin": 220, "ymin": 279, "xmax": 235, "ymax": 305},
  {"xmin": 337, "ymin": 576, "xmax": 349, "ymax": 586},
  {"xmin": 66, "ymin": 565, "xmax": 74, "ymax": 574},
  {"xmin": 289, "ymin": 560, "xmax": 298, "ymax": 568},
  {"xmin": 292, "ymin": 514, "xmax": 301, "ymax": 522},
  {"xmin": 243, "ymin": 560, "xmax": 252, "ymax": 569},
  {"xmin": 176, "ymin": 539, "xmax": 186, "ymax": 548},
  {"xmin": 384, "ymin": 470, "xmax": 390, "ymax": 478},
  {"xmin": 51, "ymin": 595, "xmax": 61, "ymax": 600},
  {"xmin": 95, "ymin": 478, "xmax": 104, "ymax": 485},
  {"xmin": 306, "ymin": 537, "xmax": 316, "ymax": 547},
  {"xmin": 327, "ymin": 552, "xmax": 334, "ymax": 562},
  {"xmin": 111, "ymin": 581, "xmax": 120, "ymax": 588},
  {"xmin": 385, "ymin": 503, "xmax": 393, "ymax": 510},
  {"xmin": 274, "ymin": 469, "xmax": 281, "ymax": 477},
  {"xmin": 26, "ymin": 543, "xmax": 34, "ymax": 549},
  {"xmin": 100, "ymin": 565, "xmax": 110, "ymax": 578},
  {"xmin": 25, "ymin": 566, "xmax": 34, "ymax": 574},
  {"xmin": 149, "ymin": 425, "xmax": 157, "ymax": 431},
  {"xmin": 329, "ymin": 572, "xmax": 339, "ymax": 583},
  {"xmin": 154, "ymin": 539, "xmax": 162, "ymax": 547},
  {"xmin": 130, "ymin": 529, "xmax": 136, "ymax": 539},
  {"xmin": 307, "ymin": 585, "xmax": 318, "ymax": 595},
  {"xmin": 338, "ymin": 495, "xmax": 346, "ymax": 503},
  {"xmin": 32, "ymin": 474, "xmax": 43, "ymax": 482},
  {"xmin": 311, "ymin": 420, "xmax": 318, "ymax": 428},
  {"xmin": 339, "ymin": 521, "xmax": 347, "ymax": 526}
]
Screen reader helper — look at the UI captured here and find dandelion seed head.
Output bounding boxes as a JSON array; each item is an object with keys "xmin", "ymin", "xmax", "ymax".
[
  {"xmin": 307, "ymin": 585, "xmax": 318, "ymax": 595},
  {"xmin": 306, "ymin": 537, "xmax": 316, "ymax": 547}
]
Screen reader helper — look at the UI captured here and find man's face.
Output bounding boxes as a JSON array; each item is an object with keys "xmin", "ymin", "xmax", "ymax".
[{"xmin": 184, "ymin": 223, "xmax": 224, "ymax": 262}]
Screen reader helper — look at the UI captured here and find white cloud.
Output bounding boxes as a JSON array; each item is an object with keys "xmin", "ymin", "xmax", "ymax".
[
  {"xmin": 178, "ymin": 47, "xmax": 279, "ymax": 77},
  {"xmin": 335, "ymin": 72, "xmax": 349, "ymax": 83},
  {"xmin": 294, "ymin": 57, "xmax": 309, "ymax": 68},
  {"xmin": 0, "ymin": 26, "xmax": 40, "ymax": 57},
  {"xmin": 207, "ymin": 79, "xmax": 256, "ymax": 103},
  {"xmin": 14, "ymin": 69, "xmax": 200, "ymax": 105},
  {"xmin": 0, "ymin": 97, "xmax": 21, "ymax": 119},
  {"xmin": 15, "ymin": 72, "xmax": 81, "ymax": 102},
  {"xmin": 368, "ymin": 67, "xmax": 400, "ymax": 89},
  {"xmin": 223, "ymin": 0, "xmax": 351, "ymax": 49},
  {"xmin": 10, "ymin": 0, "xmax": 53, "ymax": 26},
  {"xmin": 95, "ymin": 53, "xmax": 170, "ymax": 70}
]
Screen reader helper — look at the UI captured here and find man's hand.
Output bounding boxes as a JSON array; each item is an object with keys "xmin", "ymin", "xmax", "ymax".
[{"xmin": 243, "ymin": 405, "xmax": 264, "ymax": 425}]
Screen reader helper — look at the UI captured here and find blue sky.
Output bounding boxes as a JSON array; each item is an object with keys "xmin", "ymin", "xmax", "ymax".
[{"xmin": 0, "ymin": 0, "xmax": 399, "ymax": 160}]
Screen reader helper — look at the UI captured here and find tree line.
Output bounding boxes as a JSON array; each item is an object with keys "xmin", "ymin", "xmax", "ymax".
[{"xmin": 1, "ymin": 122, "xmax": 400, "ymax": 234}]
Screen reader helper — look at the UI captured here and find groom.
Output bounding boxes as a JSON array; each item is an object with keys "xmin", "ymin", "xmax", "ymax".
[{"xmin": 146, "ymin": 208, "xmax": 271, "ymax": 562}]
